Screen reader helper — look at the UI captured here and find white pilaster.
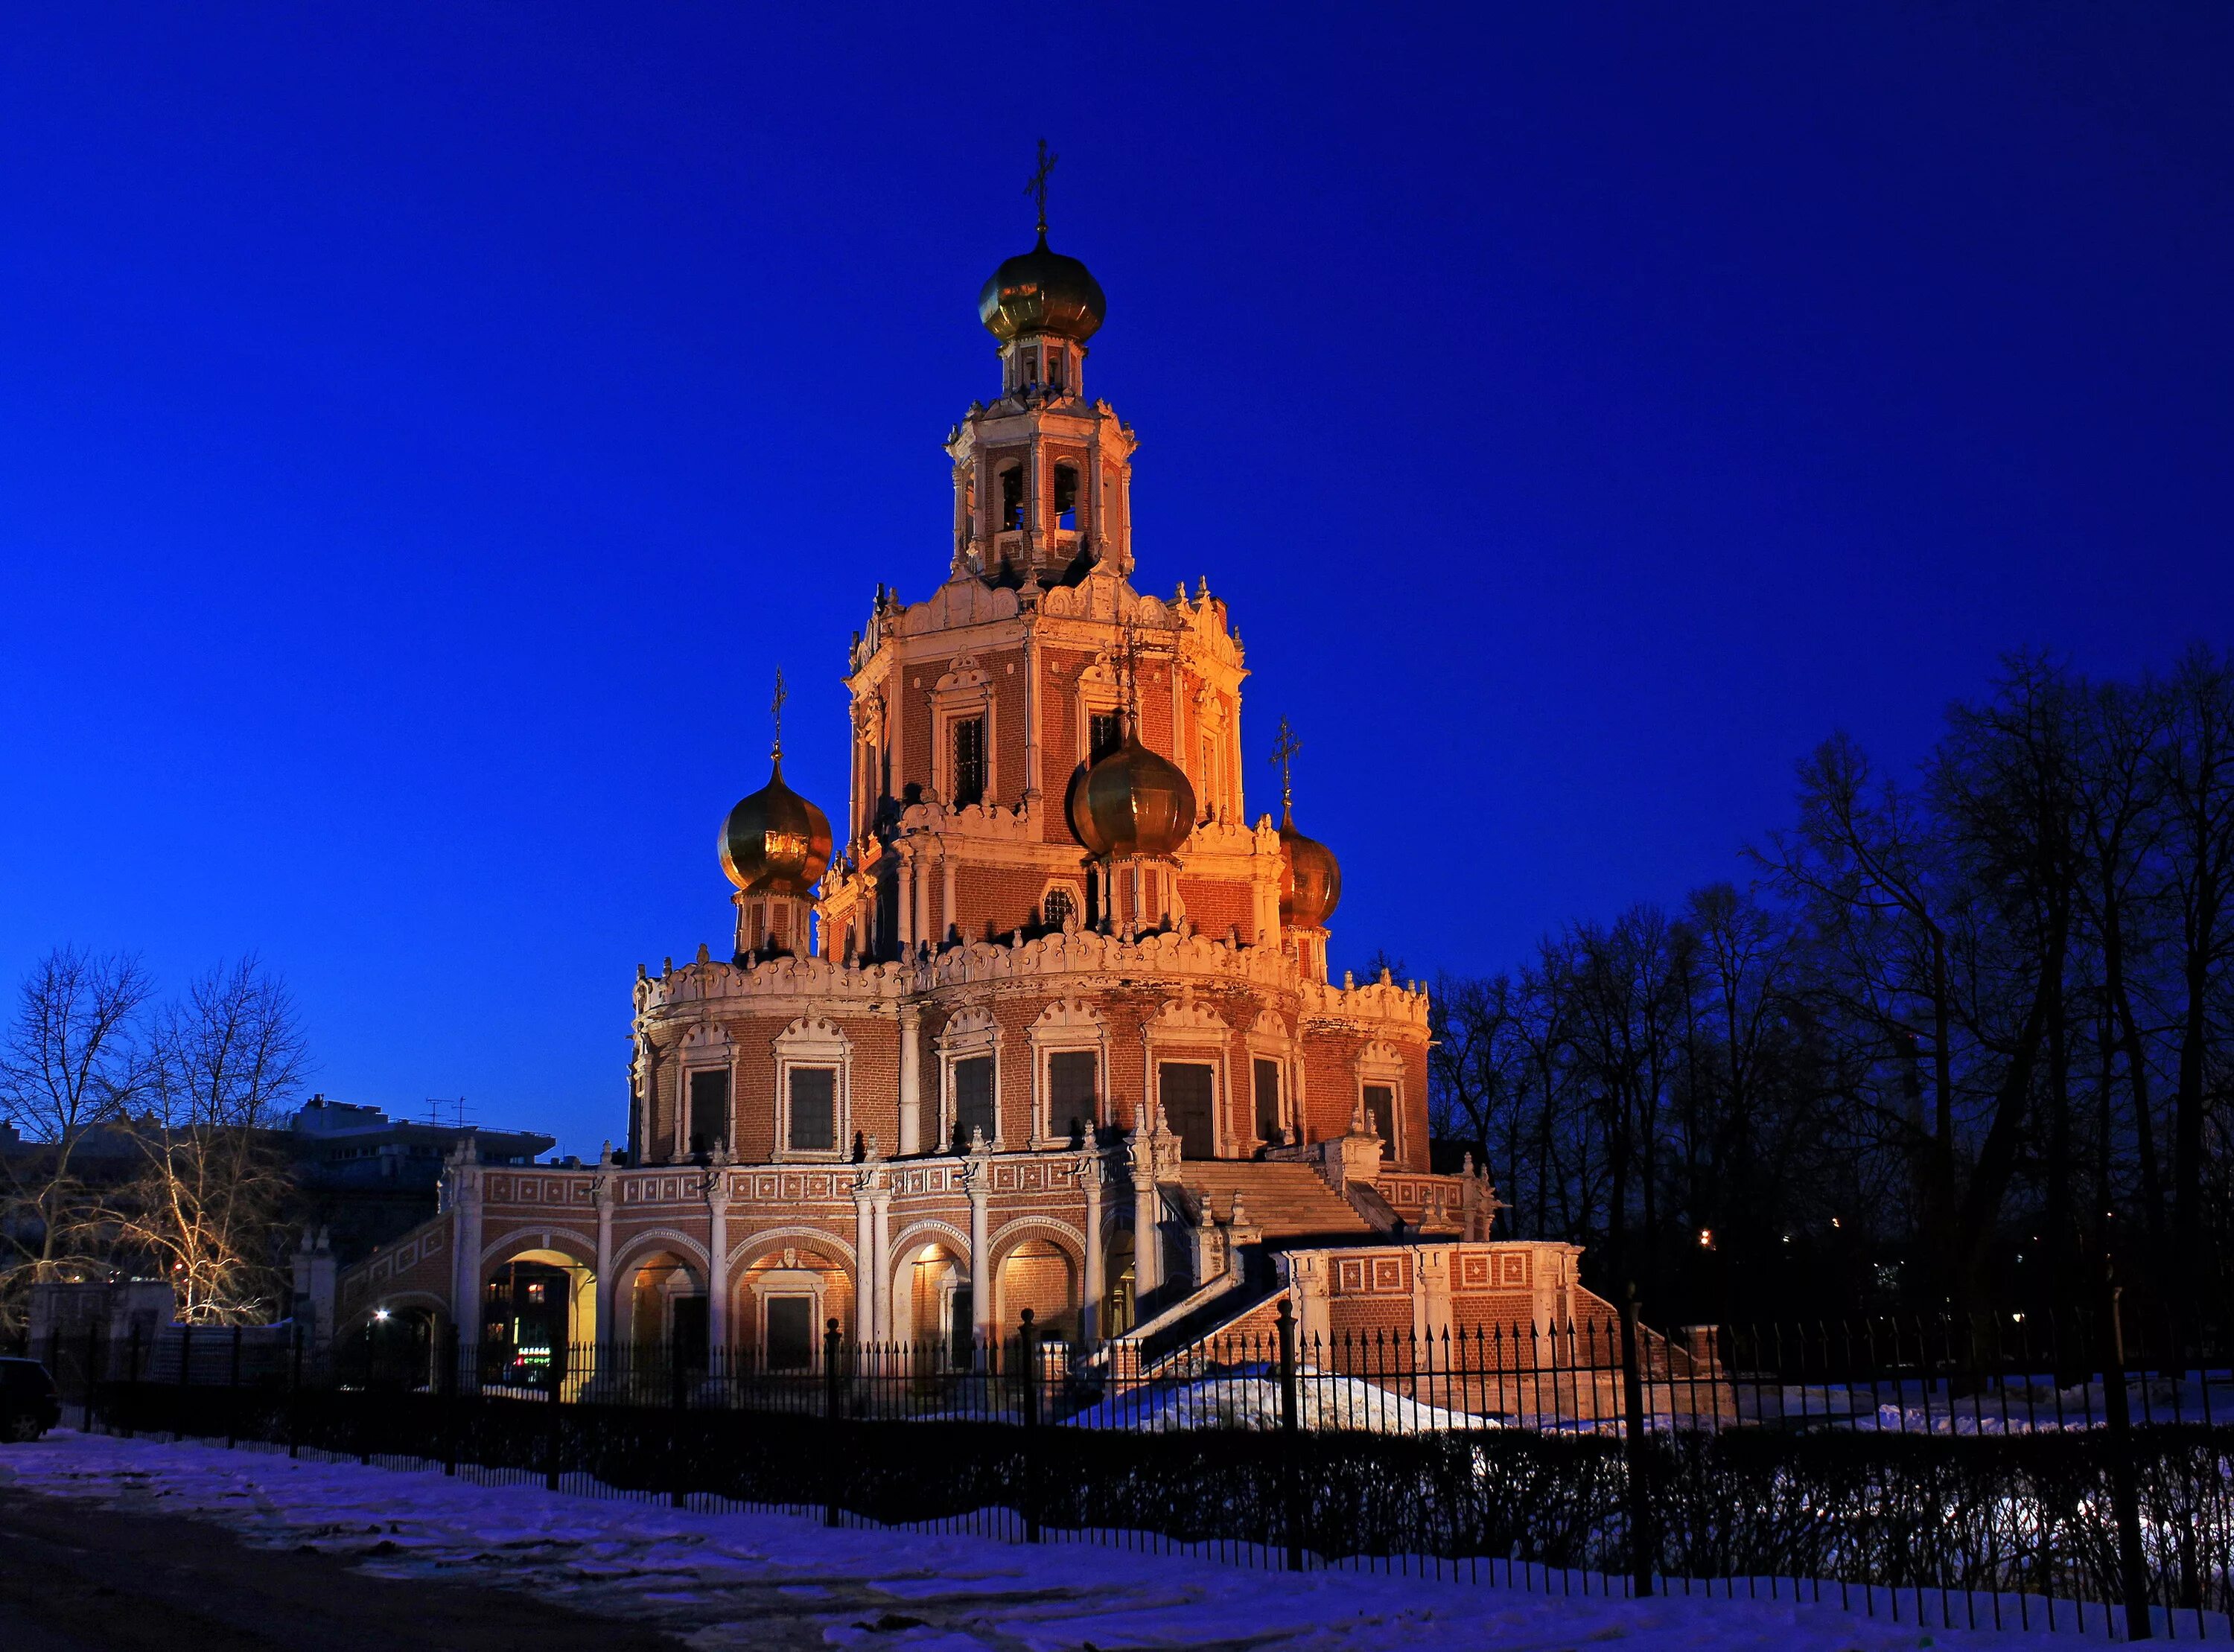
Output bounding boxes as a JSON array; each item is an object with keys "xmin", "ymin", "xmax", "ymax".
[
  {"xmin": 705, "ymin": 1156, "xmax": 731, "ymax": 1358},
  {"xmin": 898, "ymin": 1004, "xmax": 923, "ymax": 1155}
]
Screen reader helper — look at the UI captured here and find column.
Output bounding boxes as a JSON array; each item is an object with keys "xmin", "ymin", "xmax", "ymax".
[
  {"xmin": 871, "ymin": 1191, "xmax": 894, "ymax": 1342},
  {"xmin": 967, "ymin": 1156, "xmax": 993, "ymax": 1358},
  {"xmin": 898, "ymin": 1004, "xmax": 923, "ymax": 1155},
  {"xmin": 852, "ymin": 1181, "xmax": 876, "ymax": 1343},
  {"xmin": 592, "ymin": 1149, "xmax": 616, "ymax": 1366},
  {"xmin": 941, "ymin": 850, "xmax": 957, "ymax": 944},
  {"xmin": 448, "ymin": 1139, "xmax": 484, "ymax": 1352},
  {"xmin": 898, "ymin": 850, "xmax": 917, "ymax": 949},
  {"xmin": 1020, "ymin": 618, "xmax": 1040, "ymax": 811},
  {"xmin": 704, "ymin": 1160, "xmax": 731, "ymax": 1362},
  {"xmin": 1078, "ymin": 1149, "xmax": 1104, "ymax": 1348},
  {"xmin": 1130, "ymin": 1131, "xmax": 1162, "ymax": 1298}
]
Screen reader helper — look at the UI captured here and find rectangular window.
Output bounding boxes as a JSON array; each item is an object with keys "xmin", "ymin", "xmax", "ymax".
[
  {"xmin": 1047, "ymin": 1049, "xmax": 1098, "ymax": 1141},
  {"xmin": 1089, "ymin": 711, "xmax": 1122, "ymax": 765},
  {"xmin": 1158, "ymin": 1062, "xmax": 1216, "ymax": 1159},
  {"xmin": 1253, "ymin": 1058, "xmax": 1282, "ymax": 1143},
  {"xmin": 952, "ymin": 715, "xmax": 986, "ymax": 807},
  {"xmin": 1363, "ymin": 1084, "xmax": 1396, "ymax": 1159},
  {"xmin": 688, "ymin": 1068, "xmax": 729, "ymax": 1155},
  {"xmin": 953, "ymin": 1054, "xmax": 995, "ymax": 1146},
  {"xmin": 788, "ymin": 1066, "xmax": 836, "ymax": 1152},
  {"xmin": 765, "ymin": 1296, "xmax": 813, "ymax": 1370}
]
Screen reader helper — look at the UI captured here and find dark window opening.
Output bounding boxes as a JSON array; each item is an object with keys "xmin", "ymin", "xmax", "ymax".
[
  {"xmin": 952, "ymin": 1054, "xmax": 995, "ymax": 1146},
  {"xmin": 688, "ymin": 1068, "xmax": 729, "ymax": 1156},
  {"xmin": 1041, "ymin": 886, "xmax": 1075, "ymax": 932},
  {"xmin": 949, "ymin": 1286, "xmax": 975, "ymax": 1364},
  {"xmin": 1046, "ymin": 349, "xmax": 1066, "ymax": 389},
  {"xmin": 1054, "ymin": 464, "xmax": 1079, "ymax": 531},
  {"xmin": 1022, "ymin": 347, "xmax": 1039, "ymax": 384},
  {"xmin": 1363, "ymin": 1084, "xmax": 1396, "ymax": 1159},
  {"xmin": 1000, "ymin": 467, "xmax": 1024, "ymax": 532},
  {"xmin": 1089, "ymin": 711, "xmax": 1122, "ymax": 765},
  {"xmin": 952, "ymin": 716, "xmax": 986, "ymax": 807},
  {"xmin": 670, "ymin": 1295, "xmax": 709, "ymax": 1371},
  {"xmin": 789, "ymin": 1066, "xmax": 836, "ymax": 1152},
  {"xmin": 765, "ymin": 1295, "xmax": 813, "ymax": 1369},
  {"xmin": 1048, "ymin": 1049, "xmax": 1098, "ymax": 1140},
  {"xmin": 1159, "ymin": 1062, "xmax": 1217, "ymax": 1159},
  {"xmin": 1253, "ymin": 1058, "xmax": 1283, "ymax": 1143}
]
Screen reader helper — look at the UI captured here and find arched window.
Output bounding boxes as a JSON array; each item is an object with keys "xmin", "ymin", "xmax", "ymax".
[
  {"xmin": 1054, "ymin": 464, "xmax": 1080, "ymax": 532},
  {"xmin": 1000, "ymin": 467, "xmax": 1025, "ymax": 532},
  {"xmin": 1041, "ymin": 886, "xmax": 1075, "ymax": 932}
]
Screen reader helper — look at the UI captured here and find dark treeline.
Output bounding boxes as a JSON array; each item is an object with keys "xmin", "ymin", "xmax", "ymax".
[{"xmin": 1428, "ymin": 648, "xmax": 2234, "ymax": 1325}]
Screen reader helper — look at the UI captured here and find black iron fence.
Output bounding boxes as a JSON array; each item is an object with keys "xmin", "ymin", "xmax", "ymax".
[{"xmin": 12, "ymin": 1301, "xmax": 2233, "ymax": 1640}]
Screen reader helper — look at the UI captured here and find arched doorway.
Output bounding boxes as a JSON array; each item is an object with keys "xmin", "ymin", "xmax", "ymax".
[
  {"xmin": 623, "ymin": 1250, "xmax": 706, "ymax": 1372},
  {"xmin": 483, "ymin": 1246, "xmax": 596, "ymax": 1391},
  {"xmin": 891, "ymin": 1239, "xmax": 970, "ymax": 1365},
  {"xmin": 995, "ymin": 1236, "xmax": 1080, "ymax": 1345},
  {"xmin": 360, "ymin": 1304, "xmax": 436, "ymax": 1390}
]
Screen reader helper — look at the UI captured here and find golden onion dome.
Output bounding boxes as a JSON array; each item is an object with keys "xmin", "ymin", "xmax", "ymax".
[
  {"xmin": 1278, "ymin": 807, "xmax": 1342, "ymax": 929},
  {"xmin": 1069, "ymin": 734, "xmax": 1196, "ymax": 859},
  {"xmin": 978, "ymin": 233, "xmax": 1106, "ymax": 343},
  {"xmin": 718, "ymin": 760, "xmax": 833, "ymax": 896}
]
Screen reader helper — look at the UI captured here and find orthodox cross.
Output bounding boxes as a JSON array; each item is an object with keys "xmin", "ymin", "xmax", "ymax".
[
  {"xmin": 770, "ymin": 668, "xmax": 788, "ymax": 765},
  {"xmin": 1270, "ymin": 715, "xmax": 1302, "ymax": 817},
  {"xmin": 1025, "ymin": 139, "xmax": 1057, "ymax": 237}
]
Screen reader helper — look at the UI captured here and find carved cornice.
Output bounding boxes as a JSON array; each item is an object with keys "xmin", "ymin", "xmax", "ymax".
[{"xmin": 636, "ymin": 928, "xmax": 1429, "ymax": 1032}]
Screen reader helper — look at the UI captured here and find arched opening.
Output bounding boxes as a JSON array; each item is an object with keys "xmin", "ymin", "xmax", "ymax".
[
  {"xmin": 1104, "ymin": 1230, "xmax": 1136, "ymax": 1338},
  {"xmin": 357, "ymin": 1304, "xmax": 437, "ymax": 1391},
  {"xmin": 1053, "ymin": 463, "xmax": 1080, "ymax": 532},
  {"xmin": 892, "ymin": 1239, "xmax": 970, "ymax": 1365},
  {"xmin": 483, "ymin": 1247, "xmax": 595, "ymax": 1391},
  {"xmin": 996, "ymin": 1236, "xmax": 1078, "ymax": 1345},
  {"xmin": 624, "ymin": 1249, "xmax": 705, "ymax": 1368}
]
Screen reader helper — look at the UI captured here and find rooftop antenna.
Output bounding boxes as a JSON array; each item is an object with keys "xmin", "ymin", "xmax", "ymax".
[
  {"xmin": 1270, "ymin": 715, "xmax": 1302, "ymax": 825},
  {"xmin": 1026, "ymin": 138, "xmax": 1057, "ymax": 240},
  {"xmin": 770, "ymin": 667, "xmax": 788, "ymax": 768}
]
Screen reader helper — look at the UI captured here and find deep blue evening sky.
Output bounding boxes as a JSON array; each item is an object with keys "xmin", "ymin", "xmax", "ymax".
[{"xmin": 2, "ymin": 7, "xmax": 2228, "ymax": 1155}]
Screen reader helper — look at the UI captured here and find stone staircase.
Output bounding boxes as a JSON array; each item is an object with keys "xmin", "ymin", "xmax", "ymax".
[{"xmin": 1171, "ymin": 1161, "xmax": 1381, "ymax": 1247}]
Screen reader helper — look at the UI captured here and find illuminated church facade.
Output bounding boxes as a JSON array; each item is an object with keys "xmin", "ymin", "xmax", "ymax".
[{"xmin": 326, "ymin": 208, "xmax": 1595, "ymax": 1372}]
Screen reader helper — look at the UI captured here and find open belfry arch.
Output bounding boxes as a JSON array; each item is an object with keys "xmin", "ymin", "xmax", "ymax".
[{"xmin": 328, "ymin": 153, "xmax": 1573, "ymax": 1375}]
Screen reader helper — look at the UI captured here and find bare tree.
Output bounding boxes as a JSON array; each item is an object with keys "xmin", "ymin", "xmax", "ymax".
[
  {"xmin": 109, "ymin": 957, "xmax": 308, "ymax": 1323},
  {"xmin": 0, "ymin": 947, "xmax": 152, "ymax": 1324}
]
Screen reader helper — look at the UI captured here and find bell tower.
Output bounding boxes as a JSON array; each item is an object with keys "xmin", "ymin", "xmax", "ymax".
[{"xmin": 949, "ymin": 144, "xmax": 1136, "ymax": 590}]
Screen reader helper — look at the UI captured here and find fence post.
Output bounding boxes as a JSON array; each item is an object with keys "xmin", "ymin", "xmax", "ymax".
[
  {"xmin": 1277, "ymin": 1298, "xmax": 1304, "ymax": 1572},
  {"xmin": 544, "ymin": 1342, "xmax": 564, "ymax": 1493},
  {"xmin": 1619, "ymin": 1282, "xmax": 1655, "ymax": 1598},
  {"xmin": 288, "ymin": 1325, "xmax": 302, "ymax": 1458},
  {"xmin": 124, "ymin": 1321, "xmax": 140, "ymax": 1440},
  {"xmin": 824, "ymin": 1318, "xmax": 844, "ymax": 1529},
  {"xmin": 227, "ymin": 1324, "xmax": 242, "ymax": 1449},
  {"xmin": 2101, "ymin": 1278, "xmax": 2154, "ymax": 1641},
  {"xmin": 84, "ymin": 1324, "xmax": 101, "ymax": 1434},
  {"xmin": 1019, "ymin": 1309, "xmax": 1041, "ymax": 1543},
  {"xmin": 442, "ymin": 1322, "xmax": 460, "ymax": 1477},
  {"xmin": 669, "ymin": 1341, "xmax": 687, "ymax": 1511}
]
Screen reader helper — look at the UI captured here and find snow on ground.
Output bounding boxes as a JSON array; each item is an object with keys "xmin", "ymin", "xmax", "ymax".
[
  {"xmin": 1064, "ymin": 1367, "xmax": 1501, "ymax": 1432},
  {"xmin": 0, "ymin": 1430, "xmax": 2122, "ymax": 1651}
]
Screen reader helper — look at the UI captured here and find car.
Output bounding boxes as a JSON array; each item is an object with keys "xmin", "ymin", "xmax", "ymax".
[{"xmin": 0, "ymin": 1357, "xmax": 62, "ymax": 1442}]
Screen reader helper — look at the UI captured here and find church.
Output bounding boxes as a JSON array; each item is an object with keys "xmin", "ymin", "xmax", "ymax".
[{"xmin": 324, "ymin": 193, "xmax": 1594, "ymax": 1376}]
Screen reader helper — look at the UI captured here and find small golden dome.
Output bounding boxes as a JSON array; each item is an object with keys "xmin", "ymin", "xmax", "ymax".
[
  {"xmin": 978, "ymin": 233, "xmax": 1106, "ymax": 343},
  {"xmin": 719, "ymin": 761, "xmax": 833, "ymax": 896},
  {"xmin": 1278, "ymin": 808, "xmax": 1341, "ymax": 929},
  {"xmin": 1069, "ymin": 734, "xmax": 1195, "ymax": 859}
]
